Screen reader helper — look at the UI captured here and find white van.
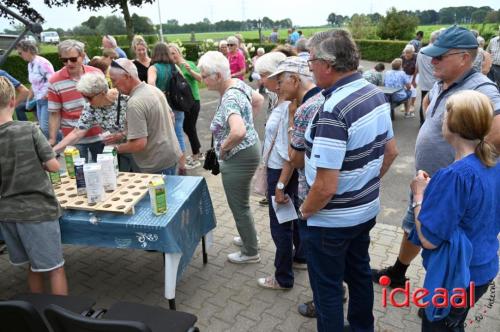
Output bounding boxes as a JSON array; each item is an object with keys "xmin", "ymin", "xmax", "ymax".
[{"xmin": 40, "ymin": 31, "xmax": 60, "ymax": 44}]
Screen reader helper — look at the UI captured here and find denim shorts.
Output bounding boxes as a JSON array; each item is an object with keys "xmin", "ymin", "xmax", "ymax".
[
  {"xmin": 0, "ymin": 220, "xmax": 65, "ymax": 272},
  {"xmin": 401, "ymin": 190, "xmax": 416, "ymax": 234}
]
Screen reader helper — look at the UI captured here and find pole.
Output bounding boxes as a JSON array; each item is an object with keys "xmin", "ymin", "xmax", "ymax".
[{"xmin": 157, "ymin": 0, "xmax": 164, "ymax": 42}]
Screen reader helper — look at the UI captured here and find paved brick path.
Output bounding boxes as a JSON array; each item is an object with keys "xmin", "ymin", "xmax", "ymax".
[
  {"xmin": 1, "ymin": 169, "xmax": 499, "ymax": 331},
  {"xmin": 1, "ymin": 59, "xmax": 499, "ymax": 330}
]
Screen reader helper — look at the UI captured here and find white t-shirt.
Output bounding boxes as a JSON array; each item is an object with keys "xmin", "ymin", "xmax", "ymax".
[{"xmin": 263, "ymin": 101, "xmax": 291, "ymax": 169}]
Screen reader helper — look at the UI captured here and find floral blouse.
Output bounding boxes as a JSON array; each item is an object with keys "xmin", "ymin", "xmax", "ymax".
[
  {"xmin": 77, "ymin": 94, "xmax": 128, "ymax": 132},
  {"xmin": 210, "ymin": 80, "xmax": 258, "ymax": 160}
]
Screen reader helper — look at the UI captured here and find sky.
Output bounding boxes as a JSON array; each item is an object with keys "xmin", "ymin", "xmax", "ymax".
[{"xmin": 1, "ymin": 0, "xmax": 499, "ymax": 31}]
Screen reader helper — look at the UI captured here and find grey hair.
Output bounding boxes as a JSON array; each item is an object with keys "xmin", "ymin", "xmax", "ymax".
[
  {"xmin": 477, "ymin": 36, "xmax": 485, "ymax": 48},
  {"xmin": 16, "ymin": 40, "xmax": 38, "ymax": 55},
  {"xmin": 104, "ymin": 35, "xmax": 118, "ymax": 48},
  {"xmin": 109, "ymin": 58, "xmax": 139, "ymax": 79},
  {"xmin": 76, "ymin": 72, "xmax": 108, "ymax": 96},
  {"xmin": 307, "ymin": 29, "xmax": 359, "ymax": 72},
  {"xmin": 295, "ymin": 38, "xmax": 309, "ymax": 53},
  {"xmin": 403, "ymin": 44, "xmax": 415, "ymax": 53},
  {"xmin": 219, "ymin": 40, "xmax": 228, "ymax": 46},
  {"xmin": 226, "ymin": 36, "xmax": 239, "ymax": 46},
  {"xmin": 197, "ymin": 51, "xmax": 231, "ymax": 80},
  {"xmin": 58, "ymin": 39, "xmax": 85, "ymax": 56},
  {"xmin": 254, "ymin": 52, "xmax": 286, "ymax": 76},
  {"xmin": 429, "ymin": 30, "xmax": 441, "ymax": 44},
  {"xmin": 256, "ymin": 47, "xmax": 265, "ymax": 55}
]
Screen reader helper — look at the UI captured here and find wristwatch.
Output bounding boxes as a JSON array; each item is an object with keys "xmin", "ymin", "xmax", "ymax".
[
  {"xmin": 276, "ymin": 182, "xmax": 285, "ymax": 190},
  {"xmin": 411, "ymin": 201, "xmax": 422, "ymax": 208}
]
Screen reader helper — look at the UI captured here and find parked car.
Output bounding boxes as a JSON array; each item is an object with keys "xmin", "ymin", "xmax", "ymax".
[{"xmin": 40, "ymin": 31, "xmax": 60, "ymax": 44}]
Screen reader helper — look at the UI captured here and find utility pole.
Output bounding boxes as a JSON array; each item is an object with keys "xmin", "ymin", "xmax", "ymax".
[{"xmin": 157, "ymin": 0, "xmax": 164, "ymax": 42}]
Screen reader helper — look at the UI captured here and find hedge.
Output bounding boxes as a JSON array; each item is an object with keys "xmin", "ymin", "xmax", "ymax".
[{"xmin": 2, "ymin": 39, "xmax": 412, "ymax": 85}]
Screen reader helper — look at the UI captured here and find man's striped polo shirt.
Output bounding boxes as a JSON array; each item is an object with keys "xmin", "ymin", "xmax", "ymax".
[
  {"xmin": 48, "ymin": 65, "xmax": 102, "ymax": 143},
  {"xmin": 304, "ymin": 73, "xmax": 394, "ymax": 228}
]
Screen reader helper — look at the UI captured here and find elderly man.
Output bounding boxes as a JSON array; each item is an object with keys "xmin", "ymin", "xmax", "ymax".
[
  {"xmin": 486, "ymin": 28, "xmax": 500, "ymax": 88},
  {"xmin": 373, "ymin": 26, "xmax": 500, "ymax": 297},
  {"xmin": 102, "ymin": 35, "xmax": 127, "ymax": 59},
  {"xmin": 48, "ymin": 40, "xmax": 102, "ymax": 161},
  {"xmin": 109, "ymin": 58, "xmax": 181, "ymax": 175},
  {"xmin": 415, "ymin": 29, "xmax": 441, "ymax": 126},
  {"xmin": 298, "ymin": 29, "xmax": 397, "ymax": 332}
]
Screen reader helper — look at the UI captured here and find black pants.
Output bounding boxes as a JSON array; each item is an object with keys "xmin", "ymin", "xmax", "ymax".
[
  {"xmin": 183, "ymin": 100, "xmax": 201, "ymax": 155},
  {"xmin": 421, "ymin": 281, "xmax": 491, "ymax": 332},
  {"xmin": 420, "ymin": 90, "xmax": 429, "ymax": 127}
]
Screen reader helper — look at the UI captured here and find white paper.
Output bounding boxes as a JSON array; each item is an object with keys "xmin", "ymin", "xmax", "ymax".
[{"xmin": 271, "ymin": 195, "xmax": 298, "ymax": 224}]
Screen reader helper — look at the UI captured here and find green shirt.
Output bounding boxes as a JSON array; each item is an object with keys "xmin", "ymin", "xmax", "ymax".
[
  {"xmin": 0, "ymin": 121, "xmax": 61, "ymax": 222},
  {"xmin": 179, "ymin": 61, "xmax": 201, "ymax": 101}
]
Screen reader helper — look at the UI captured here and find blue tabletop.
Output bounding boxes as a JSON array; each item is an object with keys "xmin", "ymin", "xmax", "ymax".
[{"xmin": 59, "ymin": 175, "xmax": 217, "ymax": 279}]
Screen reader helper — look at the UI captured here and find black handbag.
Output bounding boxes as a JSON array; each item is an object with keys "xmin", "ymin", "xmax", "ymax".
[
  {"xmin": 165, "ymin": 64, "xmax": 195, "ymax": 113},
  {"xmin": 203, "ymin": 136, "xmax": 220, "ymax": 175}
]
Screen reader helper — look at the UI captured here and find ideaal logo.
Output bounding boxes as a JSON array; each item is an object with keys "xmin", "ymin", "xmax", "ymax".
[{"xmin": 379, "ymin": 276, "xmax": 476, "ymax": 308}]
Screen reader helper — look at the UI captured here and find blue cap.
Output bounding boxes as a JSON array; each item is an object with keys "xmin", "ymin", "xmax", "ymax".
[{"xmin": 421, "ymin": 25, "xmax": 478, "ymax": 57}]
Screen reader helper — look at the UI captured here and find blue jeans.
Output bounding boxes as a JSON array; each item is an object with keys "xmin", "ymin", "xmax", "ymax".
[
  {"xmin": 15, "ymin": 104, "xmax": 28, "ymax": 121},
  {"xmin": 305, "ymin": 218, "xmax": 376, "ymax": 332},
  {"xmin": 36, "ymin": 99, "xmax": 50, "ymax": 138},
  {"xmin": 267, "ymin": 168, "xmax": 304, "ymax": 288},
  {"xmin": 174, "ymin": 111, "xmax": 185, "ymax": 152},
  {"xmin": 154, "ymin": 165, "xmax": 177, "ymax": 176},
  {"xmin": 76, "ymin": 141, "xmax": 104, "ymax": 162}
]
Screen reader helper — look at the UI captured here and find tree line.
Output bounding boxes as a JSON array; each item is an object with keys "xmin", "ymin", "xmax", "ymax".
[{"xmin": 328, "ymin": 6, "xmax": 500, "ymax": 26}]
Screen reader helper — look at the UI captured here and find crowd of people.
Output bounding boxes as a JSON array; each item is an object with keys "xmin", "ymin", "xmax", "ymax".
[{"xmin": 0, "ymin": 24, "xmax": 500, "ymax": 332}]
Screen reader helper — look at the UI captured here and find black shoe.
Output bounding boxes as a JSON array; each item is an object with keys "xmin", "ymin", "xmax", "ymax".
[
  {"xmin": 371, "ymin": 266, "xmax": 408, "ymax": 288},
  {"xmin": 418, "ymin": 307, "xmax": 424, "ymax": 319},
  {"xmin": 258, "ymin": 197, "xmax": 268, "ymax": 206},
  {"xmin": 298, "ymin": 300, "xmax": 316, "ymax": 318}
]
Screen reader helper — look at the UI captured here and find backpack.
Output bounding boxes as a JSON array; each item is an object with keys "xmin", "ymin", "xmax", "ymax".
[{"xmin": 165, "ymin": 64, "xmax": 195, "ymax": 113}]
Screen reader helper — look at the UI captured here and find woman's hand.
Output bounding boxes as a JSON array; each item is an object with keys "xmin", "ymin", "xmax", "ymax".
[
  {"xmin": 104, "ymin": 132, "xmax": 125, "ymax": 145},
  {"xmin": 410, "ymin": 170, "xmax": 430, "ymax": 197}
]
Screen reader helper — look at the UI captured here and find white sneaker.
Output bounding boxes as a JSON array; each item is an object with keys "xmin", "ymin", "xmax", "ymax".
[
  {"xmin": 185, "ymin": 159, "xmax": 201, "ymax": 170},
  {"xmin": 227, "ymin": 251, "xmax": 261, "ymax": 264},
  {"xmin": 232, "ymin": 236, "xmax": 260, "ymax": 247}
]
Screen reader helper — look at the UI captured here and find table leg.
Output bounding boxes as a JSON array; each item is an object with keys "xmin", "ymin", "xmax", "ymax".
[
  {"xmin": 164, "ymin": 252, "xmax": 182, "ymax": 310},
  {"xmin": 201, "ymin": 236, "xmax": 208, "ymax": 264}
]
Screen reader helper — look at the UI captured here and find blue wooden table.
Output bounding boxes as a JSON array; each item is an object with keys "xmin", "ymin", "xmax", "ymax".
[{"xmin": 54, "ymin": 175, "xmax": 215, "ymax": 309}]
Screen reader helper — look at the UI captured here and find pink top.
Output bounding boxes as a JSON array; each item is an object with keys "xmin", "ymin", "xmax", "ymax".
[{"xmin": 228, "ymin": 50, "xmax": 246, "ymax": 80}]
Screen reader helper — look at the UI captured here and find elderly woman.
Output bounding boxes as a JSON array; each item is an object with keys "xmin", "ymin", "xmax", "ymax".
[
  {"xmin": 401, "ymin": 44, "xmax": 417, "ymax": 116},
  {"xmin": 252, "ymin": 53, "xmax": 307, "ymax": 290},
  {"xmin": 410, "ymin": 90, "xmax": 499, "ymax": 330},
  {"xmin": 218, "ymin": 40, "xmax": 228, "ymax": 56},
  {"xmin": 226, "ymin": 36, "xmax": 246, "ymax": 80},
  {"xmin": 198, "ymin": 51, "xmax": 262, "ymax": 264},
  {"xmin": 474, "ymin": 36, "xmax": 493, "ymax": 75},
  {"xmin": 384, "ymin": 58, "xmax": 412, "ymax": 117},
  {"xmin": 132, "ymin": 35, "xmax": 151, "ymax": 82},
  {"xmin": 169, "ymin": 43, "xmax": 204, "ymax": 169},
  {"xmin": 16, "ymin": 40, "xmax": 55, "ymax": 138},
  {"xmin": 148, "ymin": 42, "xmax": 187, "ymax": 174},
  {"xmin": 52, "ymin": 72, "xmax": 138, "ymax": 171}
]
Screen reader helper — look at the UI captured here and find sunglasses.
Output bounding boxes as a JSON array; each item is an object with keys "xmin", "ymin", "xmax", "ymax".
[
  {"xmin": 227, "ymin": 43, "xmax": 235, "ymax": 46},
  {"xmin": 60, "ymin": 57, "xmax": 79, "ymax": 63},
  {"xmin": 111, "ymin": 60, "xmax": 130, "ymax": 75},
  {"xmin": 432, "ymin": 51, "xmax": 467, "ymax": 61}
]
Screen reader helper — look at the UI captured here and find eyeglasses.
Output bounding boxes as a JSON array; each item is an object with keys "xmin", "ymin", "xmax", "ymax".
[
  {"xmin": 60, "ymin": 57, "xmax": 79, "ymax": 63},
  {"xmin": 307, "ymin": 58, "xmax": 323, "ymax": 68},
  {"xmin": 111, "ymin": 60, "xmax": 130, "ymax": 75},
  {"xmin": 82, "ymin": 93, "xmax": 100, "ymax": 102},
  {"xmin": 432, "ymin": 51, "xmax": 467, "ymax": 61},
  {"xmin": 227, "ymin": 43, "xmax": 235, "ymax": 46}
]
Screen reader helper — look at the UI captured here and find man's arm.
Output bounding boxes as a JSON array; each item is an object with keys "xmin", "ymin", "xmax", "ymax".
[
  {"xmin": 300, "ymin": 168, "xmax": 339, "ymax": 219},
  {"xmin": 116, "ymin": 137, "xmax": 147, "ymax": 154},
  {"xmin": 379, "ymin": 138, "xmax": 398, "ymax": 178},
  {"xmin": 48, "ymin": 111, "xmax": 61, "ymax": 146},
  {"xmin": 15, "ymin": 84, "xmax": 30, "ymax": 107}
]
